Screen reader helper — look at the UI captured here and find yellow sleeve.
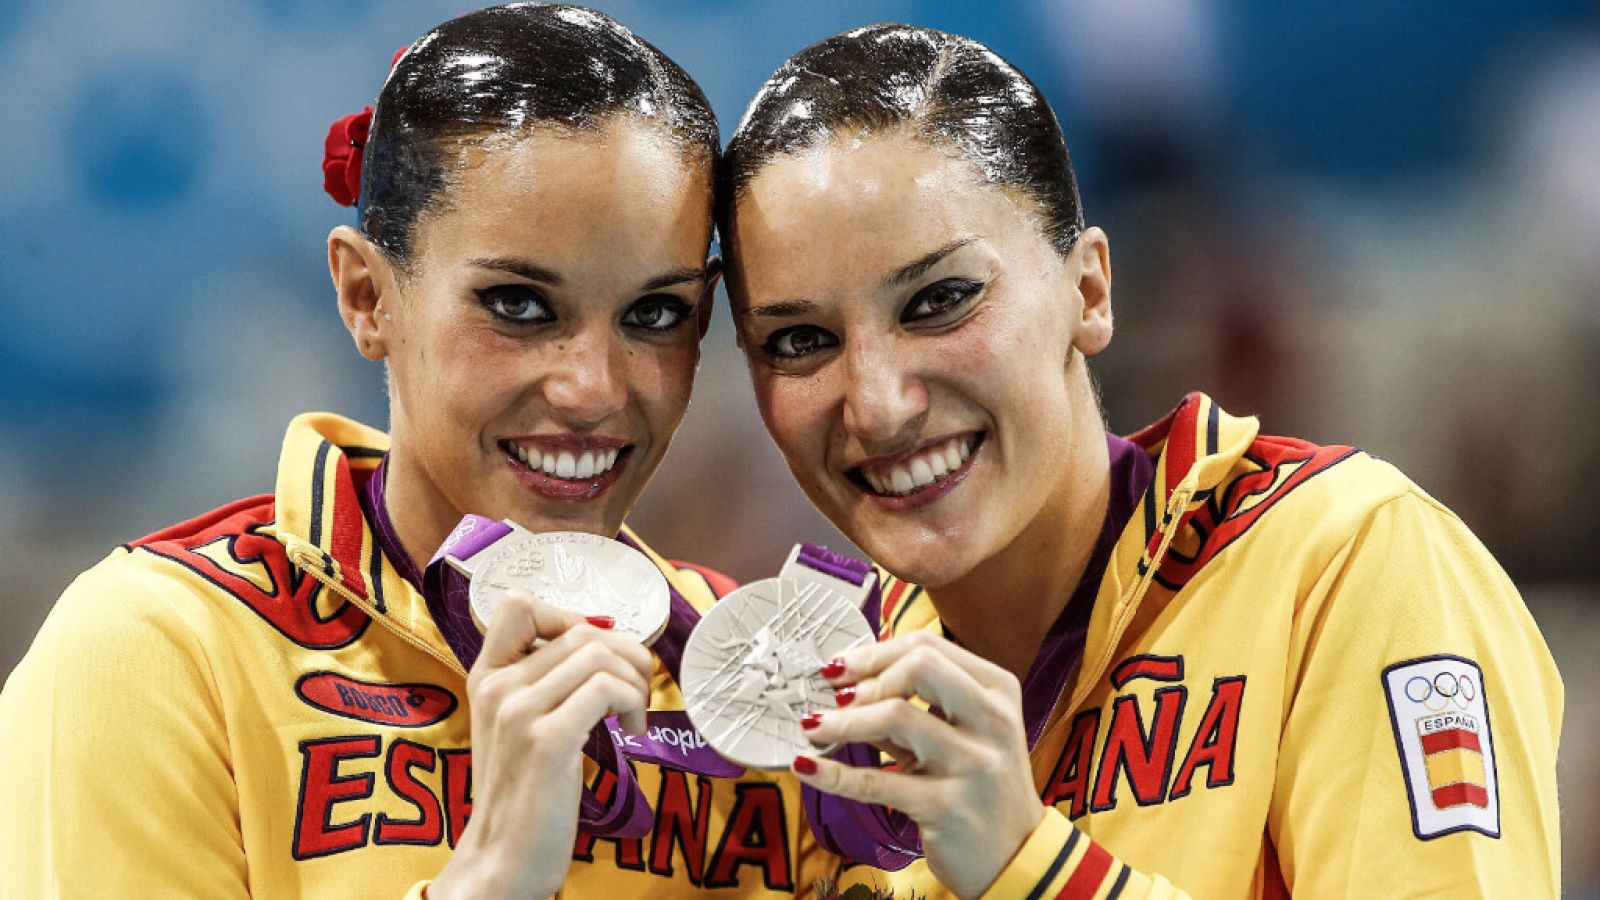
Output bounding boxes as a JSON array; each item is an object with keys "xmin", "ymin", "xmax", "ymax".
[
  {"xmin": 1271, "ymin": 491, "xmax": 1562, "ymax": 896},
  {"xmin": 976, "ymin": 808, "xmax": 1187, "ymax": 899},
  {"xmin": 0, "ymin": 555, "xmax": 251, "ymax": 898}
]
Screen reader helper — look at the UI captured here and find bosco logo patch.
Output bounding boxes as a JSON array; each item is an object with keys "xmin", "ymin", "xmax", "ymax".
[
  {"xmin": 296, "ymin": 671, "xmax": 457, "ymax": 728},
  {"xmin": 1381, "ymin": 655, "xmax": 1499, "ymax": 840}
]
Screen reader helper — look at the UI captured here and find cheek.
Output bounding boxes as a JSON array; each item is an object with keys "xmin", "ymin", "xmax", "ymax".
[
  {"xmin": 629, "ymin": 340, "xmax": 699, "ymax": 427},
  {"xmin": 753, "ymin": 370, "xmax": 829, "ymax": 467}
]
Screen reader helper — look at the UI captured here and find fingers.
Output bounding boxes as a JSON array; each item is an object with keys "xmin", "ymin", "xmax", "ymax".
[
  {"xmin": 488, "ymin": 640, "xmax": 651, "ymax": 728},
  {"xmin": 790, "ymin": 751, "xmax": 936, "ymax": 820},
  {"xmin": 803, "ymin": 697, "xmax": 977, "ymax": 775},
  {"xmin": 823, "ymin": 631, "xmax": 1020, "ymax": 731},
  {"xmin": 537, "ymin": 672, "xmax": 652, "ymax": 750},
  {"xmin": 829, "ymin": 630, "xmax": 1014, "ymax": 693},
  {"xmin": 476, "ymin": 589, "xmax": 585, "ymax": 669}
]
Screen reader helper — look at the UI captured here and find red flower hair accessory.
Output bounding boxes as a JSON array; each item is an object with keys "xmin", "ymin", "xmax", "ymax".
[
  {"xmin": 321, "ymin": 48, "xmax": 408, "ymax": 208},
  {"xmin": 322, "ymin": 105, "xmax": 372, "ymax": 207}
]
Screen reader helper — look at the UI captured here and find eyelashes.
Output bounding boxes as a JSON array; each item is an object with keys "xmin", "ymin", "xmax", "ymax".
[
  {"xmin": 476, "ymin": 284, "xmax": 552, "ymax": 324},
  {"xmin": 621, "ymin": 295, "xmax": 693, "ymax": 332},
  {"xmin": 474, "ymin": 286, "xmax": 695, "ymax": 333},
  {"xmin": 762, "ymin": 324, "xmax": 838, "ymax": 360},
  {"xmin": 758, "ymin": 277, "xmax": 986, "ymax": 363},
  {"xmin": 901, "ymin": 278, "xmax": 983, "ymax": 323}
]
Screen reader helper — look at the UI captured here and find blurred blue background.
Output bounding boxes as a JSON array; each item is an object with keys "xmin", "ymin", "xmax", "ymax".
[{"xmin": 3, "ymin": 1, "xmax": 1597, "ymax": 891}]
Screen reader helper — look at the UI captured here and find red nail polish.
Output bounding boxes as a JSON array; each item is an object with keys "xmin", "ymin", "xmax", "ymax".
[
  {"xmin": 586, "ymin": 615, "xmax": 615, "ymax": 629},
  {"xmin": 800, "ymin": 712, "xmax": 823, "ymax": 730},
  {"xmin": 793, "ymin": 755, "xmax": 818, "ymax": 775},
  {"xmin": 820, "ymin": 657, "xmax": 847, "ymax": 679},
  {"xmin": 834, "ymin": 686, "xmax": 856, "ymax": 707}
]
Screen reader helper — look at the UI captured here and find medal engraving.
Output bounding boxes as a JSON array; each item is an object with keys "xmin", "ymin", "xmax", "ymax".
[
  {"xmin": 463, "ymin": 529, "xmax": 669, "ymax": 645},
  {"xmin": 680, "ymin": 577, "xmax": 874, "ymax": 770}
]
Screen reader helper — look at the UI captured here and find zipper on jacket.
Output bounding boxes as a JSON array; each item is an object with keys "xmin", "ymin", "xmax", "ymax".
[
  {"xmin": 1065, "ymin": 487, "xmax": 1193, "ymax": 715},
  {"xmin": 285, "ymin": 540, "xmax": 469, "ymax": 678}
]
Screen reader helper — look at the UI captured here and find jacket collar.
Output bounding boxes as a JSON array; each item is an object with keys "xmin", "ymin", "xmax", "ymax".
[
  {"xmin": 263, "ymin": 413, "xmax": 463, "ymax": 672},
  {"xmin": 1066, "ymin": 392, "xmax": 1260, "ymax": 714}
]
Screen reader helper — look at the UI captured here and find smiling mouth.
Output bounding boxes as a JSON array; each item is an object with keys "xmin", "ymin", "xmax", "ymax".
[
  {"xmin": 850, "ymin": 432, "xmax": 984, "ymax": 498},
  {"xmin": 500, "ymin": 440, "xmax": 626, "ymax": 480},
  {"xmin": 498, "ymin": 439, "xmax": 632, "ymax": 501}
]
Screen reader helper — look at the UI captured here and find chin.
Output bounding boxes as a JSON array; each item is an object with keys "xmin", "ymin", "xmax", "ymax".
[{"xmin": 856, "ymin": 528, "xmax": 976, "ymax": 591}]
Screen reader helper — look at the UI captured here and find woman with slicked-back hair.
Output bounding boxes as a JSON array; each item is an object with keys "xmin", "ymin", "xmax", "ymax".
[
  {"xmin": 720, "ymin": 24, "xmax": 1562, "ymax": 898},
  {"xmin": 0, "ymin": 6, "xmax": 840, "ymax": 898}
]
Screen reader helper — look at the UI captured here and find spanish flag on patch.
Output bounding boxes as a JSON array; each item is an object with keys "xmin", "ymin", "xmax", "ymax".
[
  {"xmin": 1382, "ymin": 655, "xmax": 1500, "ymax": 839},
  {"xmin": 1420, "ymin": 721, "xmax": 1489, "ymax": 809}
]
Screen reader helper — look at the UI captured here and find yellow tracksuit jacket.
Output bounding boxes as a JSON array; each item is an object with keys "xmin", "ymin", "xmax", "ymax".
[
  {"xmin": 0, "ymin": 414, "xmax": 834, "ymax": 898},
  {"xmin": 842, "ymin": 393, "xmax": 1562, "ymax": 899}
]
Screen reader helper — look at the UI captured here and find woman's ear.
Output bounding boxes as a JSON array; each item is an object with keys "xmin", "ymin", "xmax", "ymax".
[
  {"xmin": 1071, "ymin": 226, "xmax": 1113, "ymax": 357},
  {"xmin": 697, "ymin": 256, "xmax": 724, "ymax": 340},
  {"xmin": 328, "ymin": 225, "xmax": 396, "ymax": 361}
]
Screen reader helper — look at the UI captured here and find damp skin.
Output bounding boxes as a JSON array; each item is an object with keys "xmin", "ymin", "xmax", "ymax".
[{"xmin": 363, "ymin": 2, "xmax": 719, "ymax": 265}]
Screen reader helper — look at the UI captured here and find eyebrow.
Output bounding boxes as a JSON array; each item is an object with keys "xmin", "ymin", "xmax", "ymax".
[
  {"xmin": 743, "ymin": 238, "xmax": 978, "ymax": 318},
  {"xmin": 470, "ymin": 256, "xmax": 563, "ymax": 285},
  {"xmin": 746, "ymin": 299, "xmax": 819, "ymax": 318},
  {"xmin": 884, "ymin": 238, "xmax": 977, "ymax": 288},
  {"xmin": 470, "ymin": 259, "xmax": 707, "ymax": 293},
  {"xmin": 641, "ymin": 266, "xmax": 707, "ymax": 293}
]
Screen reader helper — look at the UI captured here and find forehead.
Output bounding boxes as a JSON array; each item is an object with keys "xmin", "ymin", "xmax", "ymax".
[
  {"xmin": 732, "ymin": 135, "xmax": 1035, "ymax": 299},
  {"xmin": 413, "ymin": 119, "xmax": 710, "ymax": 267}
]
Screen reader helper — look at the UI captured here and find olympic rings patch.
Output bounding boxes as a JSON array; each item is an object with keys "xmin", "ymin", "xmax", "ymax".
[
  {"xmin": 1403, "ymin": 670, "xmax": 1477, "ymax": 711},
  {"xmin": 1381, "ymin": 654, "xmax": 1499, "ymax": 840}
]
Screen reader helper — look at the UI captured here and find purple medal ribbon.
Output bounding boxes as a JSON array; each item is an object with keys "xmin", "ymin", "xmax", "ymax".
[
  {"xmin": 361, "ymin": 461, "xmax": 923, "ymax": 858},
  {"xmin": 789, "ymin": 544, "xmax": 925, "ymax": 871}
]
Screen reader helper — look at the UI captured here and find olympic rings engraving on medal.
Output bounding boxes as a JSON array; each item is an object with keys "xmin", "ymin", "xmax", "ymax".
[
  {"xmin": 466, "ymin": 530, "xmax": 670, "ymax": 645},
  {"xmin": 1404, "ymin": 670, "xmax": 1475, "ymax": 711}
]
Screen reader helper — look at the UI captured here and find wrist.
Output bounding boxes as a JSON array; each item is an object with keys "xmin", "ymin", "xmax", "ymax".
[{"xmin": 431, "ymin": 836, "xmax": 554, "ymax": 900}]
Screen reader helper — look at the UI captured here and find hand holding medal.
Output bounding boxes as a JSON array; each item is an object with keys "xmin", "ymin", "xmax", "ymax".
[
  {"xmin": 678, "ymin": 546, "xmax": 877, "ymax": 769},
  {"xmin": 795, "ymin": 631, "xmax": 1047, "ymax": 898},
  {"xmin": 428, "ymin": 518, "xmax": 664, "ymax": 899}
]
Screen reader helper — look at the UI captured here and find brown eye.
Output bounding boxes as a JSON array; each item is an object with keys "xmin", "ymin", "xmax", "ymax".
[
  {"xmin": 902, "ymin": 279, "xmax": 982, "ymax": 323},
  {"xmin": 763, "ymin": 325, "xmax": 838, "ymax": 359},
  {"xmin": 622, "ymin": 295, "xmax": 692, "ymax": 332},
  {"xmin": 476, "ymin": 285, "xmax": 553, "ymax": 324}
]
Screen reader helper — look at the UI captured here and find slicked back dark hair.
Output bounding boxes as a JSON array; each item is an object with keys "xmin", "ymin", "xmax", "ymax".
[
  {"xmin": 719, "ymin": 24, "xmax": 1083, "ymax": 256},
  {"xmin": 361, "ymin": 3, "xmax": 719, "ymax": 265}
]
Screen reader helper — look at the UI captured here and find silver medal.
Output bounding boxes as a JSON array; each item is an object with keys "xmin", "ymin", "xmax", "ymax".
[
  {"xmin": 680, "ymin": 576, "xmax": 874, "ymax": 770},
  {"xmin": 449, "ymin": 528, "xmax": 670, "ymax": 645}
]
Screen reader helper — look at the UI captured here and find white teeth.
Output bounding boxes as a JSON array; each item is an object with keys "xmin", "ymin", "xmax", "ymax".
[
  {"xmin": 512, "ymin": 443, "xmax": 624, "ymax": 480},
  {"xmin": 860, "ymin": 435, "xmax": 980, "ymax": 496},
  {"xmin": 890, "ymin": 469, "xmax": 915, "ymax": 494}
]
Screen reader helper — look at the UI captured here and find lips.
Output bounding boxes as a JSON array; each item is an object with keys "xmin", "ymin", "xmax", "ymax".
[
  {"xmin": 499, "ymin": 437, "xmax": 631, "ymax": 501},
  {"xmin": 848, "ymin": 432, "xmax": 984, "ymax": 508}
]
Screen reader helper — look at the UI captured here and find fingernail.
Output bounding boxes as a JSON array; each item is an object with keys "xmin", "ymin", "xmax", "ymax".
[
  {"xmin": 834, "ymin": 686, "xmax": 856, "ymax": 707},
  {"xmin": 586, "ymin": 615, "xmax": 615, "ymax": 629},
  {"xmin": 800, "ymin": 712, "xmax": 823, "ymax": 730},
  {"xmin": 820, "ymin": 657, "xmax": 847, "ymax": 679},
  {"xmin": 793, "ymin": 755, "xmax": 818, "ymax": 775}
]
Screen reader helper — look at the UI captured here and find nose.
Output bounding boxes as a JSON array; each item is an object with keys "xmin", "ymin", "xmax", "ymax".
[
  {"xmin": 841, "ymin": 337, "xmax": 928, "ymax": 449},
  {"xmin": 540, "ymin": 324, "xmax": 628, "ymax": 428}
]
